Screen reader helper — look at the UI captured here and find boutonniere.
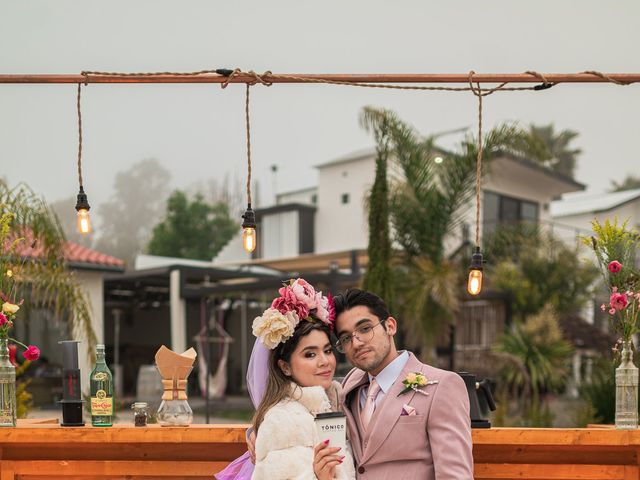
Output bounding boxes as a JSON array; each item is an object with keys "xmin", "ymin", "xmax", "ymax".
[{"xmin": 398, "ymin": 372, "xmax": 438, "ymax": 396}]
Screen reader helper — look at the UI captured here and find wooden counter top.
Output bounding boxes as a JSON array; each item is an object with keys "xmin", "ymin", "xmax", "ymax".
[{"xmin": 1, "ymin": 424, "xmax": 638, "ymax": 479}]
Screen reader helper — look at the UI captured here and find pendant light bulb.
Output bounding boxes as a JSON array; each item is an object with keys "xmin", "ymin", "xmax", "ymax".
[
  {"xmin": 241, "ymin": 204, "xmax": 257, "ymax": 253},
  {"xmin": 467, "ymin": 247, "xmax": 483, "ymax": 296},
  {"xmin": 75, "ymin": 186, "xmax": 92, "ymax": 234},
  {"xmin": 242, "ymin": 227, "xmax": 256, "ymax": 253}
]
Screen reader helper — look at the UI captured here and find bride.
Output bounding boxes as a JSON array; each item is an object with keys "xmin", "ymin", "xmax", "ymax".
[{"xmin": 216, "ymin": 278, "xmax": 355, "ymax": 480}]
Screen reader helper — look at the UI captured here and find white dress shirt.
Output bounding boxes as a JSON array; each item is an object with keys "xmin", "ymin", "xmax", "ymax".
[{"xmin": 359, "ymin": 350, "xmax": 409, "ymax": 409}]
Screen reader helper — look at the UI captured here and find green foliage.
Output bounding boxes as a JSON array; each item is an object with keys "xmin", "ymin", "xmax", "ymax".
[
  {"xmin": 583, "ymin": 217, "xmax": 639, "ymax": 291},
  {"xmin": 361, "ymin": 110, "xmax": 393, "ymax": 307},
  {"xmin": 0, "ymin": 181, "xmax": 97, "ymax": 359},
  {"xmin": 579, "ymin": 357, "xmax": 615, "ymax": 425},
  {"xmin": 493, "ymin": 305, "xmax": 573, "ymax": 413},
  {"xmin": 147, "ymin": 190, "xmax": 238, "ymax": 261},
  {"xmin": 16, "ymin": 361, "xmax": 33, "ymax": 419},
  {"xmin": 610, "ymin": 174, "xmax": 640, "ymax": 192},
  {"xmin": 360, "ymin": 107, "xmax": 538, "ymax": 355},
  {"xmin": 524, "ymin": 398, "xmax": 555, "ymax": 427},
  {"xmin": 486, "ymin": 224, "xmax": 598, "ymax": 320}
]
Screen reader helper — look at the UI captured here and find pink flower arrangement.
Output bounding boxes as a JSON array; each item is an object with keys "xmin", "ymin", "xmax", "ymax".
[
  {"xmin": 0, "ymin": 300, "xmax": 40, "ymax": 362},
  {"xmin": 587, "ymin": 219, "xmax": 640, "ymax": 343},
  {"xmin": 0, "ymin": 213, "xmax": 41, "ymax": 362},
  {"xmin": 253, "ymin": 278, "xmax": 336, "ymax": 349}
]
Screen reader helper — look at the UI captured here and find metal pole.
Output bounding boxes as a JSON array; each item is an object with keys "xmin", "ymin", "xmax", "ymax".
[
  {"xmin": 203, "ymin": 297, "xmax": 210, "ymax": 425},
  {"xmin": 112, "ymin": 308, "xmax": 122, "ymax": 399},
  {"xmin": 240, "ymin": 294, "xmax": 248, "ymax": 392},
  {"xmin": 0, "ymin": 73, "xmax": 639, "ymax": 84}
]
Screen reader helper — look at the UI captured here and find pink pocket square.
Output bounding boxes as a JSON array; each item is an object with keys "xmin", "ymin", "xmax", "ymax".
[{"xmin": 401, "ymin": 404, "xmax": 417, "ymax": 416}]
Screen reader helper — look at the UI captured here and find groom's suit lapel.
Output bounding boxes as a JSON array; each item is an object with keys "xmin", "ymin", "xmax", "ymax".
[
  {"xmin": 361, "ymin": 352, "xmax": 421, "ymax": 464},
  {"xmin": 342, "ymin": 368, "xmax": 369, "ymax": 461}
]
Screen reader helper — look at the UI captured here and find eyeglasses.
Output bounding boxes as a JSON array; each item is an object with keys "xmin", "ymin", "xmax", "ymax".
[{"xmin": 335, "ymin": 320, "xmax": 386, "ymax": 354}]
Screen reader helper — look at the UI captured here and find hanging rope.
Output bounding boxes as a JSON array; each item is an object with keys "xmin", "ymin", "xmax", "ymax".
[
  {"xmin": 78, "ymin": 69, "xmax": 568, "ymax": 93},
  {"xmin": 244, "ymin": 84, "xmax": 252, "ymax": 206},
  {"xmin": 467, "ymin": 70, "xmax": 502, "ymax": 249},
  {"xmin": 76, "ymin": 83, "xmax": 84, "ymax": 188}
]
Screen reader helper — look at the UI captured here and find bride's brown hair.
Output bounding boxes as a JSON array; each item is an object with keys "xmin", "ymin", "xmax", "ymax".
[{"xmin": 252, "ymin": 320, "xmax": 332, "ymax": 432}]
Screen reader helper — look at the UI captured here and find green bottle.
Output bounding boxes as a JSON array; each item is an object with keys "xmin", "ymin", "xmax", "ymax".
[{"xmin": 90, "ymin": 344, "xmax": 113, "ymax": 426}]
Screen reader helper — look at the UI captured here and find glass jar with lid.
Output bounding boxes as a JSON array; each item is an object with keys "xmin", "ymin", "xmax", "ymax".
[{"xmin": 131, "ymin": 401, "xmax": 148, "ymax": 427}]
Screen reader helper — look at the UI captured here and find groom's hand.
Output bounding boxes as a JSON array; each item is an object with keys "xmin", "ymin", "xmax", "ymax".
[
  {"xmin": 313, "ymin": 440, "xmax": 343, "ymax": 480},
  {"xmin": 246, "ymin": 430, "xmax": 256, "ymax": 463}
]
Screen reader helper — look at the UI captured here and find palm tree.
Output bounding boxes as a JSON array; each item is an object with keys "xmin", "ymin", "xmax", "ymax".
[
  {"xmin": 0, "ymin": 181, "xmax": 97, "ymax": 359},
  {"xmin": 493, "ymin": 305, "xmax": 573, "ymax": 424},
  {"xmin": 527, "ymin": 124, "xmax": 582, "ymax": 179},
  {"xmin": 360, "ymin": 107, "xmax": 538, "ymax": 357}
]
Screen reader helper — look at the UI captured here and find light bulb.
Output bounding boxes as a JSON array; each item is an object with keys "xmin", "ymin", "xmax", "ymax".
[
  {"xmin": 77, "ymin": 208, "xmax": 92, "ymax": 234},
  {"xmin": 242, "ymin": 227, "xmax": 256, "ymax": 253},
  {"xmin": 75, "ymin": 186, "xmax": 91, "ymax": 235},
  {"xmin": 467, "ymin": 269, "xmax": 483, "ymax": 295}
]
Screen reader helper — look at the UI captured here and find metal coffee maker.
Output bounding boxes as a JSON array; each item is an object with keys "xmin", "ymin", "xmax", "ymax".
[{"xmin": 457, "ymin": 371, "xmax": 496, "ymax": 428}]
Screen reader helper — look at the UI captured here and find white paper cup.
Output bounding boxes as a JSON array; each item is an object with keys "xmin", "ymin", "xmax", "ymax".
[{"xmin": 315, "ymin": 412, "xmax": 347, "ymax": 452}]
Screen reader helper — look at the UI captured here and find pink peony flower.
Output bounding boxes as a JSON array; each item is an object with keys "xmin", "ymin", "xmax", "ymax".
[
  {"xmin": 609, "ymin": 308, "xmax": 616, "ymax": 315},
  {"xmin": 608, "ymin": 261, "xmax": 622, "ymax": 273},
  {"xmin": 326, "ymin": 292, "xmax": 336, "ymax": 325},
  {"xmin": 291, "ymin": 278, "xmax": 317, "ymax": 309},
  {"xmin": 312, "ymin": 292, "xmax": 337, "ymax": 330},
  {"xmin": 610, "ymin": 292, "xmax": 629, "ymax": 311},
  {"xmin": 0, "ymin": 312, "xmax": 7, "ymax": 326},
  {"xmin": 600, "ymin": 303, "xmax": 607, "ymax": 312},
  {"xmin": 272, "ymin": 285, "xmax": 309, "ymax": 320},
  {"xmin": 23, "ymin": 345, "xmax": 40, "ymax": 361}
]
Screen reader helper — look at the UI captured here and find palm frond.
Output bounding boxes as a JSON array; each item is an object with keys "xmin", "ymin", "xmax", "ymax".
[{"xmin": 0, "ymin": 181, "xmax": 97, "ymax": 358}]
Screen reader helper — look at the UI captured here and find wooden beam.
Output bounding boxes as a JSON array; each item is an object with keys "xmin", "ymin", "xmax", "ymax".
[{"xmin": 0, "ymin": 72, "xmax": 639, "ymax": 84}]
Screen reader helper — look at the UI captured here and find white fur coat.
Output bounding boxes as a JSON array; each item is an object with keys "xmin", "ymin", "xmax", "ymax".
[{"xmin": 252, "ymin": 381, "xmax": 355, "ymax": 480}]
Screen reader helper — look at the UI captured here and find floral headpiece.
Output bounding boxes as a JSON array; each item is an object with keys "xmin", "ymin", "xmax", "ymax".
[{"xmin": 252, "ymin": 278, "xmax": 336, "ymax": 349}]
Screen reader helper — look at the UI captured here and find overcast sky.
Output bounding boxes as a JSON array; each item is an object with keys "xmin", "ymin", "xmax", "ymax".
[{"xmin": 1, "ymin": 1, "xmax": 639, "ymax": 214}]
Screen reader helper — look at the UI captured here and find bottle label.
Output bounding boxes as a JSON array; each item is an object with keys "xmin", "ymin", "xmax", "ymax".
[
  {"xmin": 91, "ymin": 389, "xmax": 113, "ymax": 415},
  {"xmin": 0, "ymin": 409, "xmax": 13, "ymax": 424}
]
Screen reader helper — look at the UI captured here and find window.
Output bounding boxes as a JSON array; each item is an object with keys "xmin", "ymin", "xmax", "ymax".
[
  {"xmin": 483, "ymin": 191, "xmax": 539, "ymax": 235},
  {"xmin": 341, "ymin": 193, "xmax": 350, "ymax": 204}
]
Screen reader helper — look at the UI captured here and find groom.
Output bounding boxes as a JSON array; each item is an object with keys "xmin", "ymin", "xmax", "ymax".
[{"xmin": 332, "ymin": 288, "xmax": 473, "ymax": 479}]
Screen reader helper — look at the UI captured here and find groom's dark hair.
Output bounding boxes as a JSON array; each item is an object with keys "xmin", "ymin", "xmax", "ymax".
[{"xmin": 333, "ymin": 288, "xmax": 391, "ymax": 326}]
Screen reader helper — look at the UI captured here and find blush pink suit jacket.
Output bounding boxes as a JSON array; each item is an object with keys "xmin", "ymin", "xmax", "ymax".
[{"xmin": 341, "ymin": 352, "xmax": 474, "ymax": 479}]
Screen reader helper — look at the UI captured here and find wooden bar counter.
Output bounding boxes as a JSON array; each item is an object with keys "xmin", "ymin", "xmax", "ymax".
[{"xmin": 1, "ymin": 423, "xmax": 639, "ymax": 479}]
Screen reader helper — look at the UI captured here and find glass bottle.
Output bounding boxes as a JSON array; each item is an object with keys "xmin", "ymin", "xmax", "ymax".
[
  {"xmin": 615, "ymin": 340, "xmax": 639, "ymax": 429},
  {"xmin": 90, "ymin": 344, "xmax": 114, "ymax": 426},
  {"xmin": 0, "ymin": 338, "xmax": 16, "ymax": 427}
]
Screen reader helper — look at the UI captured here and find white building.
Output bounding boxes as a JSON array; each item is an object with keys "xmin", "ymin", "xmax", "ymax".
[
  {"xmin": 551, "ymin": 188, "xmax": 640, "ymax": 243},
  {"xmin": 229, "ymin": 148, "xmax": 585, "ymax": 263}
]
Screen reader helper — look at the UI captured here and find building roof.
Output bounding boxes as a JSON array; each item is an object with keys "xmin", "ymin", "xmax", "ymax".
[
  {"xmin": 63, "ymin": 242, "xmax": 125, "ymax": 271},
  {"xmin": 276, "ymin": 185, "xmax": 318, "ymax": 197},
  {"xmin": 313, "ymin": 147, "xmax": 375, "ymax": 169},
  {"xmin": 551, "ymin": 188, "xmax": 640, "ymax": 218},
  {"xmin": 314, "ymin": 146, "xmax": 585, "ymax": 192},
  {"xmin": 11, "ymin": 233, "xmax": 125, "ymax": 272}
]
